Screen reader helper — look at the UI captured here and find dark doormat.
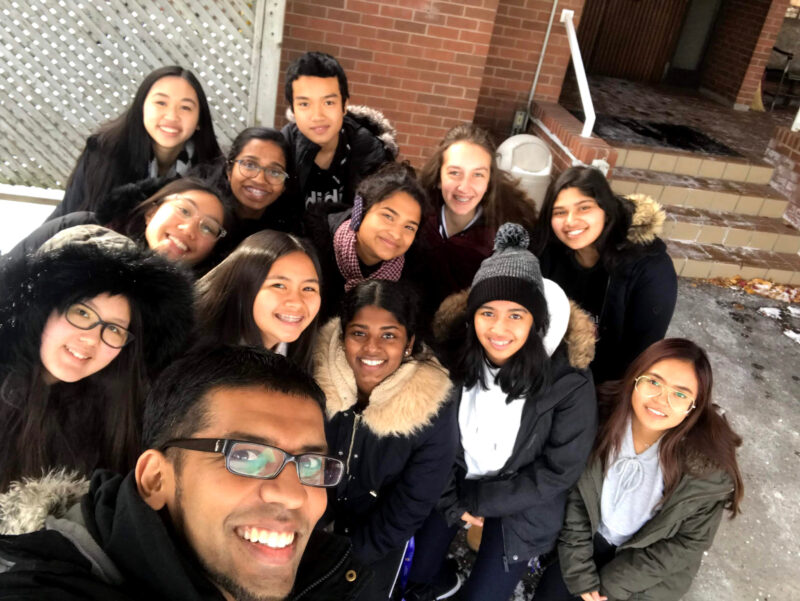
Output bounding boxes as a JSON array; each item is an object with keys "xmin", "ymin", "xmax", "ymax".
[{"xmin": 570, "ymin": 110, "xmax": 743, "ymax": 157}]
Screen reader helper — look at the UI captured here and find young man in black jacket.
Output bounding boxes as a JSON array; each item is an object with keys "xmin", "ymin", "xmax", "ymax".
[
  {"xmin": 282, "ymin": 51, "xmax": 398, "ymax": 208},
  {"xmin": 0, "ymin": 346, "xmax": 367, "ymax": 601}
]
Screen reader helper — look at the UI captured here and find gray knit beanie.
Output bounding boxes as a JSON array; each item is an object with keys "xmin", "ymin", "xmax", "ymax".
[{"xmin": 467, "ymin": 223, "xmax": 544, "ymax": 316}]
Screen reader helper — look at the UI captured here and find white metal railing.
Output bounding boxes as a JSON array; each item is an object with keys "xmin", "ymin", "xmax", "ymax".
[{"xmin": 560, "ymin": 9, "xmax": 595, "ymax": 138}]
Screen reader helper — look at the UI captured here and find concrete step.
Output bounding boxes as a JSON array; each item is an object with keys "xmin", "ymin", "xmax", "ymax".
[
  {"xmin": 610, "ymin": 167, "xmax": 788, "ymax": 218},
  {"xmin": 666, "ymin": 239, "xmax": 800, "ymax": 285},
  {"xmin": 613, "ymin": 143, "xmax": 773, "ymax": 184},
  {"xmin": 663, "ymin": 205, "xmax": 800, "ymax": 254}
]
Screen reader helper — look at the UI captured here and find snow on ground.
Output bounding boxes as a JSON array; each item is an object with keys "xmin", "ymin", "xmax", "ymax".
[{"xmin": 0, "ymin": 184, "xmax": 62, "ymax": 253}]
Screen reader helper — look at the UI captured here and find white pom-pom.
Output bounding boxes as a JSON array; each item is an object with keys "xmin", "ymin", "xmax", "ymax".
[{"xmin": 494, "ymin": 222, "xmax": 529, "ymax": 251}]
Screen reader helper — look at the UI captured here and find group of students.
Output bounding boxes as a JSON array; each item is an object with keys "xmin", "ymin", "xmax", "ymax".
[{"xmin": 0, "ymin": 50, "xmax": 743, "ymax": 601}]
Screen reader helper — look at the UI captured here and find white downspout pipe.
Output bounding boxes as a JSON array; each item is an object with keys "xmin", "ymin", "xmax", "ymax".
[
  {"xmin": 560, "ymin": 9, "xmax": 595, "ymax": 138},
  {"xmin": 526, "ymin": 0, "xmax": 559, "ymax": 130}
]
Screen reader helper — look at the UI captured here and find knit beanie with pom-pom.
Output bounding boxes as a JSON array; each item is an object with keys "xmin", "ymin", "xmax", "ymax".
[{"xmin": 467, "ymin": 222, "xmax": 544, "ymax": 316}]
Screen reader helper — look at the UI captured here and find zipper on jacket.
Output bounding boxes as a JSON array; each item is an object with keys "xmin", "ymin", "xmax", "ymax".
[
  {"xmin": 345, "ymin": 414, "xmax": 362, "ymax": 475},
  {"xmin": 291, "ymin": 546, "xmax": 352, "ymax": 600}
]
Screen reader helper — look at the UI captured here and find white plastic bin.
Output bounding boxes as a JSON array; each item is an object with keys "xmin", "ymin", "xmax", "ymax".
[{"xmin": 497, "ymin": 134, "xmax": 552, "ymax": 212}]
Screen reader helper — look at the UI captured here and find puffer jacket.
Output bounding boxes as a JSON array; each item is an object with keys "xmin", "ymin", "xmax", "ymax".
[
  {"xmin": 432, "ymin": 287, "xmax": 598, "ymax": 565},
  {"xmin": 313, "ymin": 318, "xmax": 459, "ymax": 564},
  {"xmin": 539, "ymin": 193, "xmax": 677, "ymax": 384},
  {"xmin": 282, "ymin": 105, "xmax": 398, "ymax": 207},
  {"xmin": 0, "ymin": 470, "xmax": 367, "ymax": 600},
  {"xmin": 558, "ymin": 454, "xmax": 734, "ymax": 600}
]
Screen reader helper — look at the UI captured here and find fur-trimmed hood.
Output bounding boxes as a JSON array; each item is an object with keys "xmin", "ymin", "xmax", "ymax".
[
  {"xmin": 624, "ymin": 193, "xmax": 665, "ymax": 246},
  {"xmin": 286, "ymin": 104, "xmax": 399, "ymax": 159},
  {"xmin": 432, "ymin": 281, "xmax": 596, "ymax": 370},
  {"xmin": 0, "ymin": 225, "xmax": 194, "ymax": 377},
  {"xmin": 313, "ymin": 318, "xmax": 453, "ymax": 437},
  {"xmin": 0, "ymin": 469, "xmax": 88, "ymax": 535}
]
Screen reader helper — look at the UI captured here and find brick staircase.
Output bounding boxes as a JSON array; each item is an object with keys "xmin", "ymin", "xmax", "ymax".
[{"xmin": 608, "ymin": 143, "xmax": 800, "ymax": 285}]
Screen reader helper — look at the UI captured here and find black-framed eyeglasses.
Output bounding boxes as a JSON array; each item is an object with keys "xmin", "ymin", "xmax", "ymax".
[
  {"xmin": 634, "ymin": 375, "xmax": 696, "ymax": 414},
  {"xmin": 64, "ymin": 303, "xmax": 134, "ymax": 348},
  {"xmin": 231, "ymin": 159, "xmax": 289, "ymax": 185},
  {"xmin": 164, "ymin": 196, "xmax": 226, "ymax": 239},
  {"xmin": 162, "ymin": 438, "xmax": 344, "ymax": 488}
]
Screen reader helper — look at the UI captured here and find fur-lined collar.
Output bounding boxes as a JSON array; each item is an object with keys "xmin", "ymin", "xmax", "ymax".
[
  {"xmin": 314, "ymin": 318, "xmax": 453, "ymax": 437},
  {"xmin": 624, "ymin": 193, "xmax": 665, "ymax": 245},
  {"xmin": 0, "ymin": 469, "xmax": 89, "ymax": 535},
  {"xmin": 285, "ymin": 104, "xmax": 399, "ymax": 159},
  {"xmin": 432, "ymin": 289, "xmax": 596, "ymax": 370}
]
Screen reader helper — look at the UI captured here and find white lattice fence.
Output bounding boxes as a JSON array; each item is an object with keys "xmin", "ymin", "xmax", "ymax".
[{"xmin": 0, "ymin": 0, "xmax": 260, "ymax": 189}]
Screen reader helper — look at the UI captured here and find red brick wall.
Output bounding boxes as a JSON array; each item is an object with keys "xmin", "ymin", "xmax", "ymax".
[
  {"xmin": 529, "ymin": 101, "xmax": 617, "ymax": 177},
  {"xmin": 474, "ymin": 0, "xmax": 585, "ymax": 138},
  {"xmin": 700, "ymin": 0, "xmax": 789, "ymax": 107},
  {"xmin": 276, "ymin": 0, "xmax": 500, "ymax": 167},
  {"xmin": 766, "ymin": 125, "xmax": 799, "ymax": 228},
  {"xmin": 736, "ymin": 0, "xmax": 791, "ymax": 106}
]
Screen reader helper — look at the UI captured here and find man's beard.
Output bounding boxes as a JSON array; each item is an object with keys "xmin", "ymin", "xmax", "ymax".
[{"xmin": 172, "ymin": 471, "xmax": 290, "ymax": 601}]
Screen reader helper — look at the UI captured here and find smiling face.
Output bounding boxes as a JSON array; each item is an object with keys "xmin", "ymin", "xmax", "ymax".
[
  {"xmin": 291, "ymin": 76, "xmax": 346, "ymax": 153},
  {"xmin": 473, "ymin": 300, "xmax": 533, "ymax": 366},
  {"xmin": 163, "ymin": 386, "xmax": 328, "ymax": 601},
  {"xmin": 551, "ymin": 186, "xmax": 606, "ymax": 254},
  {"xmin": 439, "ymin": 141, "xmax": 492, "ymax": 224},
  {"xmin": 252, "ymin": 252, "xmax": 321, "ymax": 351},
  {"xmin": 631, "ymin": 358, "xmax": 698, "ymax": 440},
  {"xmin": 228, "ymin": 139, "xmax": 288, "ymax": 220},
  {"xmin": 355, "ymin": 191, "xmax": 421, "ymax": 266},
  {"xmin": 142, "ymin": 76, "xmax": 200, "ymax": 156},
  {"xmin": 144, "ymin": 190, "xmax": 225, "ymax": 266},
  {"xmin": 39, "ymin": 293, "xmax": 131, "ymax": 383},
  {"xmin": 343, "ymin": 305, "xmax": 414, "ymax": 397}
]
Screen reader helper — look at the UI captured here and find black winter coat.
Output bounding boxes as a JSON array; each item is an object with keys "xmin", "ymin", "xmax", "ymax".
[
  {"xmin": 0, "ymin": 471, "xmax": 367, "ymax": 601},
  {"xmin": 313, "ymin": 319, "xmax": 459, "ymax": 564},
  {"xmin": 282, "ymin": 106, "xmax": 398, "ymax": 208},
  {"xmin": 432, "ymin": 291, "xmax": 598, "ymax": 565},
  {"xmin": 539, "ymin": 194, "xmax": 677, "ymax": 384}
]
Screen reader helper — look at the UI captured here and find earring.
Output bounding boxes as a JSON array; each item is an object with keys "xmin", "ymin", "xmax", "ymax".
[{"xmin": 404, "ymin": 349, "xmax": 410, "ymax": 357}]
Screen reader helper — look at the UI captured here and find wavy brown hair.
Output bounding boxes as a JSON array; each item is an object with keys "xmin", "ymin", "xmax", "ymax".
[
  {"xmin": 594, "ymin": 338, "xmax": 743, "ymax": 516},
  {"xmin": 418, "ymin": 123, "xmax": 537, "ymax": 233}
]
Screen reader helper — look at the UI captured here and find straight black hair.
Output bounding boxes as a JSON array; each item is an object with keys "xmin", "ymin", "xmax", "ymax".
[
  {"xmin": 285, "ymin": 51, "xmax": 350, "ymax": 106},
  {"xmin": 533, "ymin": 166, "xmax": 633, "ymax": 270},
  {"xmin": 66, "ymin": 66, "xmax": 222, "ymax": 212},
  {"xmin": 448, "ymin": 288, "xmax": 551, "ymax": 402},
  {"xmin": 194, "ymin": 230, "xmax": 322, "ymax": 373},
  {"xmin": 142, "ymin": 345, "xmax": 326, "ymax": 451}
]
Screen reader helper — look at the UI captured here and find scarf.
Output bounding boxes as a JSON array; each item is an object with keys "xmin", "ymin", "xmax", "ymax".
[
  {"xmin": 332, "ymin": 218, "xmax": 405, "ymax": 292},
  {"xmin": 147, "ymin": 139, "xmax": 195, "ymax": 178}
]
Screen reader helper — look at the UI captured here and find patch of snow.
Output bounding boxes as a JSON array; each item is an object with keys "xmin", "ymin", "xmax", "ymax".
[
  {"xmin": 757, "ymin": 307, "xmax": 782, "ymax": 319},
  {"xmin": 783, "ymin": 329, "xmax": 800, "ymax": 344}
]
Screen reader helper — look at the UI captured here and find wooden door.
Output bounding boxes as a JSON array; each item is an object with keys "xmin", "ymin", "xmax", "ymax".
[{"xmin": 577, "ymin": 0, "xmax": 690, "ymax": 82}]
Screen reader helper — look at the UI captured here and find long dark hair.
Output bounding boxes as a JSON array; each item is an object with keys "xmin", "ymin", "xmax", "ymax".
[
  {"xmin": 594, "ymin": 338, "xmax": 744, "ymax": 516},
  {"xmin": 533, "ymin": 166, "xmax": 634, "ymax": 270},
  {"xmin": 0, "ymin": 297, "xmax": 147, "ymax": 492},
  {"xmin": 447, "ymin": 287, "xmax": 551, "ymax": 402},
  {"xmin": 66, "ymin": 66, "xmax": 222, "ymax": 212},
  {"xmin": 194, "ymin": 230, "xmax": 322, "ymax": 372},
  {"xmin": 419, "ymin": 123, "xmax": 537, "ymax": 233}
]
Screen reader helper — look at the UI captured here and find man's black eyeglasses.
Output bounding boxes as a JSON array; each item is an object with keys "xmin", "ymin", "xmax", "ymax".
[{"xmin": 162, "ymin": 438, "xmax": 344, "ymax": 488}]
